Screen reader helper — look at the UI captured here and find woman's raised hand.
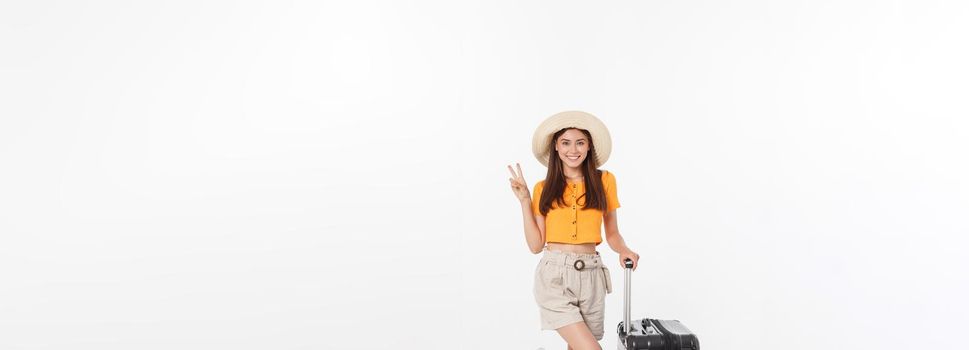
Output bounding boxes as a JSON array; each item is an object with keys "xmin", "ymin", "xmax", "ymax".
[{"xmin": 507, "ymin": 162, "xmax": 530, "ymax": 203}]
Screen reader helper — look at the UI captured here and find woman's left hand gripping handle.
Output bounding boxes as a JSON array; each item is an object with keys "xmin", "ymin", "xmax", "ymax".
[{"xmin": 621, "ymin": 250, "xmax": 640, "ymax": 271}]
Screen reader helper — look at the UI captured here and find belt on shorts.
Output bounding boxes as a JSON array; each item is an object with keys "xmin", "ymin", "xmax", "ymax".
[
  {"xmin": 543, "ymin": 250, "xmax": 605, "ymax": 271},
  {"xmin": 541, "ymin": 249, "xmax": 613, "ymax": 294}
]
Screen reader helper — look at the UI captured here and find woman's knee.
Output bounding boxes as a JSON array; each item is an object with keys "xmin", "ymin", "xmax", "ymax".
[{"xmin": 556, "ymin": 321, "xmax": 601, "ymax": 350}]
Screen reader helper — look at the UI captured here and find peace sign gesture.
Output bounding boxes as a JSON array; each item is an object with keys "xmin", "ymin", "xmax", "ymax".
[{"xmin": 507, "ymin": 162, "xmax": 531, "ymax": 204}]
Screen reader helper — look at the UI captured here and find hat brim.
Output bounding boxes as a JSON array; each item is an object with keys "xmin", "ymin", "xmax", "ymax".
[{"xmin": 532, "ymin": 111, "xmax": 612, "ymax": 168}]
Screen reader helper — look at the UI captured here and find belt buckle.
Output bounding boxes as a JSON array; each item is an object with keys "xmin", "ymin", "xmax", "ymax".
[{"xmin": 573, "ymin": 259, "xmax": 585, "ymax": 270}]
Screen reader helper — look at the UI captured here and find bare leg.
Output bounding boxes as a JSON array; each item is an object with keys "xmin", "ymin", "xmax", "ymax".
[{"xmin": 556, "ymin": 321, "xmax": 601, "ymax": 350}]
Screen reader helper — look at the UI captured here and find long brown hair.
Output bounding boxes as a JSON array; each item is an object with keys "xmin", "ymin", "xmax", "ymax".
[{"xmin": 537, "ymin": 128, "xmax": 608, "ymax": 216}]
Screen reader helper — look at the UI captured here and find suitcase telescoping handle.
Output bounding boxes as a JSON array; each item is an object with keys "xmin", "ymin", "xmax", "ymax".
[{"xmin": 623, "ymin": 258, "xmax": 634, "ymax": 335}]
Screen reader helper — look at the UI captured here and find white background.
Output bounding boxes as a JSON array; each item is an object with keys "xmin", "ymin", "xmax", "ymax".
[{"xmin": 2, "ymin": 1, "xmax": 967, "ymax": 349}]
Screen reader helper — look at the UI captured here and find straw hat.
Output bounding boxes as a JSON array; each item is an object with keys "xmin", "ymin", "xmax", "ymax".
[{"xmin": 532, "ymin": 110, "xmax": 612, "ymax": 168}]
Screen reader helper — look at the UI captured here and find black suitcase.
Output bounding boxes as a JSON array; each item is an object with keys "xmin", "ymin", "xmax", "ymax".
[{"xmin": 617, "ymin": 259, "xmax": 700, "ymax": 350}]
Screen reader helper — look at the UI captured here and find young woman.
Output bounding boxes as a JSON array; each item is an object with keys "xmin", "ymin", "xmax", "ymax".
[{"xmin": 508, "ymin": 111, "xmax": 640, "ymax": 350}]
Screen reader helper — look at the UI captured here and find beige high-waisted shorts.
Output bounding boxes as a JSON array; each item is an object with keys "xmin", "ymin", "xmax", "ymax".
[{"xmin": 533, "ymin": 247, "xmax": 613, "ymax": 340}]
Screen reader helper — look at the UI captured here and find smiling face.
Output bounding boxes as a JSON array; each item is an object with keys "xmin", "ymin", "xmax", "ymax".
[{"xmin": 554, "ymin": 128, "xmax": 590, "ymax": 169}]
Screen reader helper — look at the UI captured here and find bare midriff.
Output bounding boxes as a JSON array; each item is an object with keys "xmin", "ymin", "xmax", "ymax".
[{"xmin": 545, "ymin": 242, "xmax": 597, "ymax": 254}]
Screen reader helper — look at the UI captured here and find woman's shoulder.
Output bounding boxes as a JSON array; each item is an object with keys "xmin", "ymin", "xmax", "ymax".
[{"xmin": 599, "ymin": 169, "xmax": 617, "ymax": 185}]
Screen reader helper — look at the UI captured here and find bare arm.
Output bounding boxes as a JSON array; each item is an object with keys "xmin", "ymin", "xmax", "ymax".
[
  {"xmin": 520, "ymin": 198, "xmax": 546, "ymax": 254},
  {"xmin": 603, "ymin": 209, "xmax": 640, "ymax": 270},
  {"xmin": 508, "ymin": 162, "xmax": 546, "ymax": 254}
]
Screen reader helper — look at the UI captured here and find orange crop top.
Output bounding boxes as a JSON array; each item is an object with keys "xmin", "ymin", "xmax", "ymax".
[{"xmin": 531, "ymin": 170, "xmax": 620, "ymax": 245}]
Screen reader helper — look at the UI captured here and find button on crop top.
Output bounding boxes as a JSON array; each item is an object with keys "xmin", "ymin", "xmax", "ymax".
[{"xmin": 531, "ymin": 170, "xmax": 620, "ymax": 245}]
